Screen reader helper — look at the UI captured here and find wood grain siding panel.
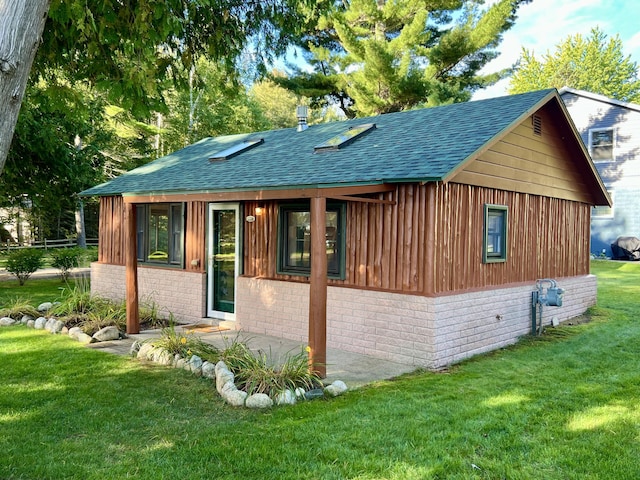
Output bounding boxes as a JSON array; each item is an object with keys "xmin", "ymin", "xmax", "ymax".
[
  {"xmin": 185, "ymin": 201, "xmax": 206, "ymax": 272},
  {"xmin": 242, "ymin": 183, "xmax": 590, "ymax": 295},
  {"xmin": 452, "ymin": 106, "xmax": 594, "ymax": 203},
  {"xmin": 430, "ymin": 183, "xmax": 591, "ymax": 293},
  {"xmin": 98, "ymin": 196, "xmax": 125, "ymax": 265}
]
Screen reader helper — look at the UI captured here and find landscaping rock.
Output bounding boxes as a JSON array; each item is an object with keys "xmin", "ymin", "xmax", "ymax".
[
  {"xmin": 201, "ymin": 361, "xmax": 216, "ymax": 379},
  {"xmin": 175, "ymin": 358, "xmax": 187, "ymax": 369},
  {"xmin": 304, "ymin": 388, "xmax": 325, "ymax": 400},
  {"xmin": 324, "ymin": 380, "xmax": 348, "ymax": 397},
  {"xmin": 37, "ymin": 302, "xmax": 53, "ymax": 312},
  {"xmin": 189, "ymin": 355, "xmax": 203, "ymax": 370},
  {"xmin": 137, "ymin": 343, "xmax": 155, "ymax": 360},
  {"xmin": 0, "ymin": 317, "xmax": 16, "ymax": 326},
  {"xmin": 50, "ymin": 320, "xmax": 64, "ymax": 334},
  {"xmin": 215, "ymin": 362, "xmax": 235, "ymax": 394},
  {"xmin": 34, "ymin": 317, "xmax": 47, "ymax": 329},
  {"xmin": 44, "ymin": 318, "xmax": 56, "ymax": 332},
  {"xmin": 129, "ymin": 341, "xmax": 141, "ymax": 357},
  {"xmin": 246, "ymin": 393, "xmax": 273, "ymax": 409},
  {"xmin": 157, "ymin": 349, "xmax": 173, "ymax": 366},
  {"xmin": 93, "ymin": 326, "xmax": 120, "ymax": 342},
  {"xmin": 295, "ymin": 387, "xmax": 306, "ymax": 399},
  {"xmin": 21, "ymin": 315, "xmax": 33, "ymax": 324},
  {"xmin": 68, "ymin": 327, "xmax": 82, "ymax": 340},
  {"xmin": 275, "ymin": 389, "xmax": 296, "ymax": 406},
  {"xmin": 224, "ymin": 389, "xmax": 249, "ymax": 407},
  {"xmin": 26, "ymin": 319, "xmax": 35, "ymax": 328},
  {"xmin": 76, "ymin": 332, "xmax": 94, "ymax": 344}
]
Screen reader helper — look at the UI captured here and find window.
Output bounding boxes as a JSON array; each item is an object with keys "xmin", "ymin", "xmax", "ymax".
[
  {"xmin": 483, "ymin": 204, "xmax": 508, "ymax": 263},
  {"xmin": 209, "ymin": 138, "xmax": 264, "ymax": 161},
  {"xmin": 592, "ymin": 190, "xmax": 614, "ymax": 218},
  {"xmin": 314, "ymin": 124, "xmax": 376, "ymax": 152},
  {"xmin": 278, "ymin": 203, "xmax": 345, "ymax": 278},
  {"xmin": 589, "ymin": 128, "xmax": 614, "ymax": 162},
  {"xmin": 136, "ymin": 203, "xmax": 184, "ymax": 266}
]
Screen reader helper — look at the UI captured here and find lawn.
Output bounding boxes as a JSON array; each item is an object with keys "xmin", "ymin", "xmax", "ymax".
[{"xmin": 1, "ymin": 260, "xmax": 640, "ymax": 479}]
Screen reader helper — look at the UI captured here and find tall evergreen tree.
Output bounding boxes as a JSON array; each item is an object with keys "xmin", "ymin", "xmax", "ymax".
[
  {"xmin": 277, "ymin": 0, "xmax": 530, "ymax": 118},
  {"xmin": 509, "ymin": 28, "xmax": 640, "ymax": 103}
]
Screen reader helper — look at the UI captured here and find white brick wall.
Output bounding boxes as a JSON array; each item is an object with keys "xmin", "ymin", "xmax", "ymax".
[
  {"xmin": 235, "ymin": 275, "xmax": 598, "ymax": 370},
  {"xmin": 90, "ymin": 263, "xmax": 206, "ymax": 324}
]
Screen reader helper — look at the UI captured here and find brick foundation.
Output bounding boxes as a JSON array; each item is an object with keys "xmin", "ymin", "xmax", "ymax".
[
  {"xmin": 236, "ymin": 275, "xmax": 597, "ymax": 369},
  {"xmin": 90, "ymin": 263, "xmax": 206, "ymax": 324}
]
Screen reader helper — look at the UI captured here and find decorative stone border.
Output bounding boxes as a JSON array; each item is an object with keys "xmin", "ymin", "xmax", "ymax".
[{"xmin": 129, "ymin": 341, "xmax": 349, "ymax": 408}]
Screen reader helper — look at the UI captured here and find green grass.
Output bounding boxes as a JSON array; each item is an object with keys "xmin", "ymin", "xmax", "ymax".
[
  {"xmin": 1, "ymin": 261, "xmax": 640, "ymax": 479},
  {"xmin": 0, "ymin": 277, "xmax": 79, "ymax": 307}
]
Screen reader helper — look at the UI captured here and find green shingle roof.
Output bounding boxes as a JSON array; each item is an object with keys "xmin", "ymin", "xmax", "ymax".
[{"xmin": 81, "ymin": 89, "xmax": 556, "ymax": 197}]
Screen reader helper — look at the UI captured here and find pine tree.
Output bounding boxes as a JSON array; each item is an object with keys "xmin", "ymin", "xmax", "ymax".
[
  {"xmin": 278, "ymin": 0, "xmax": 530, "ymax": 118},
  {"xmin": 509, "ymin": 28, "xmax": 640, "ymax": 103}
]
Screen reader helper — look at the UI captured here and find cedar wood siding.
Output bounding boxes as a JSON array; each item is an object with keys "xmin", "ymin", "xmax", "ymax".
[
  {"xmin": 243, "ymin": 185, "xmax": 591, "ymax": 295},
  {"xmin": 98, "ymin": 197, "xmax": 207, "ymax": 273}
]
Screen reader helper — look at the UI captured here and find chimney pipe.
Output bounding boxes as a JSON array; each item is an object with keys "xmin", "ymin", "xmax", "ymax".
[{"xmin": 296, "ymin": 105, "xmax": 308, "ymax": 132}]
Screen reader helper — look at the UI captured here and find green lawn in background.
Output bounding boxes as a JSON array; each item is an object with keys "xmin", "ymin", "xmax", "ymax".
[
  {"xmin": 1, "ymin": 260, "xmax": 639, "ymax": 479},
  {"xmin": 0, "ymin": 277, "xmax": 79, "ymax": 307}
]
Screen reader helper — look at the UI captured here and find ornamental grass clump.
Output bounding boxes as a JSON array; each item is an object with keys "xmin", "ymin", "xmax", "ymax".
[
  {"xmin": 0, "ymin": 297, "xmax": 40, "ymax": 320},
  {"xmin": 221, "ymin": 339, "xmax": 321, "ymax": 397},
  {"xmin": 151, "ymin": 323, "xmax": 220, "ymax": 363}
]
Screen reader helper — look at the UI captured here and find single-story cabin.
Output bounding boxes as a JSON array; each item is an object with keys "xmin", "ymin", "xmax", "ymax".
[{"xmin": 81, "ymin": 88, "xmax": 610, "ymax": 371}]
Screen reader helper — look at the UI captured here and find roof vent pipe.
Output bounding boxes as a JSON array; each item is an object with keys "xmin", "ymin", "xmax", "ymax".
[{"xmin": 296, "ymin": 105, "xmax": 308, "ymax": 132}]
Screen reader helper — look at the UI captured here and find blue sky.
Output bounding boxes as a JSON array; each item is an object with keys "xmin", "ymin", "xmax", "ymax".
[{"xmin": 475, "ymin": 0, "xmax": 640, "ymax": 99}]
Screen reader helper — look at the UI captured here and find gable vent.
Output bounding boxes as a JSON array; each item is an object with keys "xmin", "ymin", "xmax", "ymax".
[{"xmin": 532, "ymin": 115, "xmax": 542, "ymax": 136}]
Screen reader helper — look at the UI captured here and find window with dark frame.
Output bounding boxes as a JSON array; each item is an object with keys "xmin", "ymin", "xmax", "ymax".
[
  {"xmin": 278, "ymin": 203, "xmax": 345, "ymax": 278},
  {"xmin": 136, "ymin": 203, "xmax": 184, "ymax": 266},
  {"xmin": 483, "ymin": 204, "xmax": 508, "ymax": 263},
  {"xmin": 589, "ymin": 128, "xmax": 614, "ymax": 161}
]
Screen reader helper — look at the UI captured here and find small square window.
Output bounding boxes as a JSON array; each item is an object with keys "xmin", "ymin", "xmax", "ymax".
[
  {"xmin": 483, "ymin": 204, "xmax": 508, "ymax": 263},
  {"xmin": 136, "ymin": 203, "xmax": 184, "ymax": 266},
  {"xmin": 589, "ymin": 128, "xmax": 614, "ymax": 162}
]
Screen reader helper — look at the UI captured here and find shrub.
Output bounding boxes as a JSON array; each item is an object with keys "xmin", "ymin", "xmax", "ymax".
[
  {"xmin": 5, "ymin": 248, "xmax": 44, "ymax": 285},
  {"xmin": 50, "ymin": 247, "xmax": 86, "ymax": 280}
]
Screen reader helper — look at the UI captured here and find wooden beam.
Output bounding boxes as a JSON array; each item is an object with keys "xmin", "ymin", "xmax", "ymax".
[
  {"xmin": 124, "ymin": 203, "xmax": 140, "ymax": 334},
  {"xmin": 122, "ymin": 184, "xmax": 396, "ymax": 204},
  {"xmin": 327, "ymin": 194, "xmax": 396, "ymax": 205},
  {"xmin": 308, "ymin": 196, "xmax": 327, "ymax": 378}
]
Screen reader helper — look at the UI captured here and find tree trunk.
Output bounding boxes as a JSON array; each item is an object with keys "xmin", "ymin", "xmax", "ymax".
[
  {"xmin": 75, "ymin": 199, "xmax": 86, "ymax": 248},
  {"xmin": 0, "ymin": 0, "xmax": 51, "ymax": 175}
]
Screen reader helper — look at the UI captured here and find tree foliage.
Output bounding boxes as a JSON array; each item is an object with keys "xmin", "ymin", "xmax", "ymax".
[
  {"xmin": 37, "ymin": 0, "xmax": 320, "ymax": 117},
  {"xmin": 509, "ymin": 28, "xmax": 640, "ymax": 103},
  {"xmin": 277, "ymin": 0, "xmax": 530, "ymax": 118}
]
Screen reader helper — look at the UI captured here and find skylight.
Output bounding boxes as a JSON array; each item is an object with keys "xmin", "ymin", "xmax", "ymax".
[
  {"xmin": 209, "ymin": 138, "xmax": 264, "ymax": 161},
  {"xmin": 314, "ymin": 123, "xmax": 376, "ymax": 152}
]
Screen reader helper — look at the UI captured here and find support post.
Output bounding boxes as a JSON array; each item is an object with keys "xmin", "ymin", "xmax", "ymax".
[
  {"xmin": 308, "ymin": 196, "xmax": 327, "ymax": 378},
  {"xmin": 124, "ymin": 203, "xmax": 140, "ymax": 334}
]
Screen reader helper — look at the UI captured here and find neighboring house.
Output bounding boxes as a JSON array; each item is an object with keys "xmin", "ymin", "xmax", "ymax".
[
  {"xmin": 81, "ymin": 89, "xmax": 610, "ymax": 370},
  {"xmin": 560, "ymin": 87, "xmax": 640, "ymax": 257}
]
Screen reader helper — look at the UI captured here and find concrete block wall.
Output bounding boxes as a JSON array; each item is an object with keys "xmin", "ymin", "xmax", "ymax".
[
  {"xmin": 90, "ymin": 262, "xmax": 207, "ymax": 324},
  {"xmin": 235, "ymin": 274, "xmax": 597, "ymax": 370}
]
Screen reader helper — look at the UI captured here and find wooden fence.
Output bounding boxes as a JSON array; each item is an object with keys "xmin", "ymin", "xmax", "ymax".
[{"xmin": 1, "ymin": 238, "xmax": 98, "ymax": 252}]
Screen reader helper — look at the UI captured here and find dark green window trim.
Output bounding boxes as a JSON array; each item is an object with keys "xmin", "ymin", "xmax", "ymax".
[
  {"xmin": 277, "ymin": 202, "xmax": 346, "ymax": 279},
  {"xmin": 483, "ymin": 204, "xmax": 508, "ymax": 264},
  {"xmin": 136, "ymin": 203, "xmax": 185, "ymax": 267}
]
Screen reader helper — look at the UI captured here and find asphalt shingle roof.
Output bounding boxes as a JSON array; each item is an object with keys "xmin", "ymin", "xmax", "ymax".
[{"xmin": 81, "ymin": 89, "xmax": 556, "ymax": 196}]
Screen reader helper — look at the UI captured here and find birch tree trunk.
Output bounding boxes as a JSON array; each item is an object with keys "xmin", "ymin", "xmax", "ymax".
[{"xmin": 0, "ymin": 0, "xmax": 51, "ymax": 175}]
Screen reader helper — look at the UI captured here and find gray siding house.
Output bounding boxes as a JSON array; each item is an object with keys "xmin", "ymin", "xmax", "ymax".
[{"xmin": 560, "ymin": 87, "xmax": 640, "ymax": 256}]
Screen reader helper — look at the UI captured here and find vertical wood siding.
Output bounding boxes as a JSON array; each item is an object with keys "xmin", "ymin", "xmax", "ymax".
[
  {"xmin": 185, "ymin": 201, "xmax": 206, "ymax": 272},
  {"xmin": 98, "ymin": 196, "xmax": 125, "ymax": 265},
  {"xmin": 243, "ymin": 184, "xmax": 591, "ymax": 295},
  {"xmin": 98, "ymin": 197, "xmax": 206, "ymax": 272}
]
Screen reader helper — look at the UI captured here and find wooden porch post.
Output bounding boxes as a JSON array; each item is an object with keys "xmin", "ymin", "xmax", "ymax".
[
  {"xmin": 308, "ymin": 196, "xmax": 327, "ymax": 378},
  {"xmin": 124, "ymin": 202, "xmax": 140, "ymax": 334}
]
